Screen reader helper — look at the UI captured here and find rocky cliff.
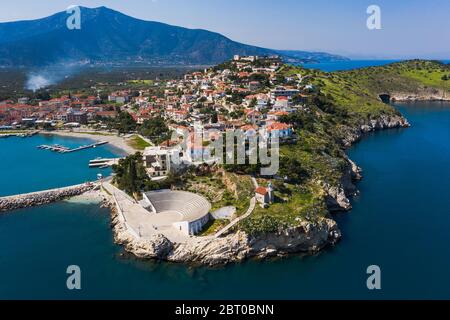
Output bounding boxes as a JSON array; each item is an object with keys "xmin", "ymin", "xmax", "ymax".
[
  {"xmin": 111, "ymin": 205, "xmax": 340, "ymax": 266},
  {"xmin": 322, "ymin": 114, "xmax": 409, "ymax": 212},
  {"xmin": 341, "ymin": 114, "xmax": 410, "ymax": 148},
  {"xmin": 390, "ymin": 87, "xmax": 450, "ymax": 102}
]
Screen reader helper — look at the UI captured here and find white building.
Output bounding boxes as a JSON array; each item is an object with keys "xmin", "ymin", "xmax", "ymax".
[
  {"xmin": 255, "ymin": 183, "xmax": 275, "ymax": 207},
  {"xmin": 142, "ymin": 190, "xmax": 211, "ymax": 236},
  {"xmin": 143, "ymin": 147, "xmax": 172, "ymax": 178},
  {"xmin": 269, "ymin": 87, "xmax": 300, "ymax": 101}
]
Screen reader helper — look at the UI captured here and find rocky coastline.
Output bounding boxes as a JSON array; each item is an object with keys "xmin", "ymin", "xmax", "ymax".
[
  {"xmin": 0, "ymin": 183, "xmax": 97, "ymax": 213},
  {"xmin": 340, "ymin": 114, "xmax": 410, "ymax": 148},
  {"xmin": 324, "ymin": 114, "xmax": 410, "ymax": 212},
  {"xmin": 0, "ymin": 113, "xmax": 410, "ymax": 265},
  {"xmin": 111, "ymin": 203, "xmax": 341, "ymax": 266},
  {"xmin": 390, "ymin": 88, "xmax": 450, "ymax": 102},
  {"xmin": 106, "ymin": 112, "xmax": 410, "ymax": 266}
]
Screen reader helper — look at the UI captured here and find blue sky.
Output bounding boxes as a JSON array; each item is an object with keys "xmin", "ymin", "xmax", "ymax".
[{"xmin": 0, "ymin": 0, "xmax": 448, "ymax": 59}]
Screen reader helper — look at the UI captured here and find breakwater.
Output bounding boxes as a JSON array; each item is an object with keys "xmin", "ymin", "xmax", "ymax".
[{"xmin": 0, "ymin": 183, "xmax": 97, "ymax": 212}]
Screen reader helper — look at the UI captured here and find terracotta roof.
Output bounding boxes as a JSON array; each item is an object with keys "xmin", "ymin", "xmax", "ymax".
[
  {"xmin": 267, "ymin": 122, "xmax": 291, "ymax": 132},
  {"xmin": 241, "ymin": 124, "xmax": 258, "ymax": 132},
  {"xmin": 256, "ymin": 187, "xmax": 268, "ymax": 195}
]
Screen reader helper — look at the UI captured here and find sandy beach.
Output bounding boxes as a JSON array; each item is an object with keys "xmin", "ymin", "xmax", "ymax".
[{"xmin": 40, "ymin": 130, "xmax": 136, "ymax": 155}]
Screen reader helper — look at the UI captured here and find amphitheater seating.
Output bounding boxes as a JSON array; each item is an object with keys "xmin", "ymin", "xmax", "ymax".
[{"xmin": 144, "ymin": 190, "xmax": 211, "ymax": 223}]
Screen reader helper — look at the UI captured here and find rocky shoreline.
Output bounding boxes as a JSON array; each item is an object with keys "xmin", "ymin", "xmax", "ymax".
[
  {"xmin": 341, "ymin": 114, "xmax": 410, "ymax": 148},
  {"xmin": 324, "ymin": 114, "xmax": 410, "ymax": 212},
  {"xmin": 110, "ymin": 202, "xmax": 341, "ymax": 266},
  {"xmin": 390, "ymin": 88, "xmax": 450, "ymax": 102},
  {"xmin": 0, "ymin": 113, "xmax": 408, "ymax": 265},
  {"xmin": 0, "ymin": 183, "xmax": 97, "ymax": 213},
  {"xmin": 106, "ymin": 113, "xmax": 410, "ymax": 266}
]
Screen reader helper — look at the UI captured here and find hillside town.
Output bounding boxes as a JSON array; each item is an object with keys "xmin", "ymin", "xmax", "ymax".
[
  {"xmin": 0, "ymin": 55, "xmax": 312, "ymax": 140},
  {"xmin": 0, "ymin": 55, "xmax": 318, "ymax": 186}
]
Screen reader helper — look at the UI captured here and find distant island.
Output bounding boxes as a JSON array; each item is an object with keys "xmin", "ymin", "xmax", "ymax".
[{"xmin": 0, "ymin": 56, "xmax": 449, "ymax": 266}]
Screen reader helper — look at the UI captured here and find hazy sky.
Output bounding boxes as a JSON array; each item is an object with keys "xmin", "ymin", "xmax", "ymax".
[{"xmin": 0, "ymin": 0, "xmax": 448, "ymax": 59}]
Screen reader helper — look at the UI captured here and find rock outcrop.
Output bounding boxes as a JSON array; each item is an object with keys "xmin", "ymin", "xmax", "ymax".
[
  {"xmin": 112, "ymin": 206, "xmax": 340, "ymax": 266},
  {"xmin": 341, "ymin": 114, "xmax": 410, "ymax": 148},
  {"xmin": 0, "ymin": 183, "xmax": 97, "ymax": 213},
  {"xmin": 323, "ymin": 157, "xmax": 362, "ymax": 212},
  {"xmin": 390, "ymin": 88, "xmax": 450, "ymax": 102}
]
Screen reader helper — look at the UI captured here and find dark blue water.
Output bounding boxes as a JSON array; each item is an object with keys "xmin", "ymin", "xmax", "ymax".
[
  {"xmin": 1, "ymin": 102, "xmax": 450, "ymax": 299},
  {"xmin": 302, "ymin": 60, "xmax": 450, "ymax": 72},
  {"xmin": 0, "ymin": 134, "xmax": 124, "ymax": 196}
]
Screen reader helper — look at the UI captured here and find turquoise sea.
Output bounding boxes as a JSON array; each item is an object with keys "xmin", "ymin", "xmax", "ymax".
[
  {"xmin": 302, "ymin": 59, "xmax": 450, "ymax": 72},
  {"xmin": 1, "ymin": 101, "xmax": 450, "ymax": 299},
  {"xmin": 0, "ymin": 134, "xmax": 125, "ymax": 197}
]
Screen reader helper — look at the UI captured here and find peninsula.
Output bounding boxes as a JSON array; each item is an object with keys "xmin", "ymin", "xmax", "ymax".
[{"xmin": 1, "ymin": 58, "xmax": 449, "ymax": 266}]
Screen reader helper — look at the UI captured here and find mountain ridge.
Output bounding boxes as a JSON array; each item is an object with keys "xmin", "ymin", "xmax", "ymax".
[{"xmin": 0, "ymin": 6, "xmax": 348, "ymax": 67}]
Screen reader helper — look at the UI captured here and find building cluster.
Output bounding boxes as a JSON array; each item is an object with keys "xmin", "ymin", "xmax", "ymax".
[
  {"xmin": 0, "ymin": 92, "xmax": 128, "ymax": 129},
  {"xmin": 138, "ymin": 56, "xmax": 316, "ymax": 178},
  {"xmin": 1, "ymin": 56, "xmax": 314, "ymax": 133},
  {"xmin": 0, "ymin": 56, "xmax": 320, "ymax": 213},
  {"xmin": 1, "ymin": 56, "xmax": 315, "ymax": 175}
]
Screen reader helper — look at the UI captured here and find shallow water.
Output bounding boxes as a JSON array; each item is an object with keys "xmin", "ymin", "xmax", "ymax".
[{"xmin": 0, "ymin": 134, "xmax": 122, "ymax": 196}]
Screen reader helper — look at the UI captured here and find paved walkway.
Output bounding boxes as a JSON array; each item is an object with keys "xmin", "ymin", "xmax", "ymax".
[
  {"xmin": 102, "ymin": 182, "xmax": 190, "ymax": 243},
  {"xmin": 215, "ymin": 197, "xmax": 256, "ymax": 238},
  {"xmin": 102, "ymin": 175, "xmax": 260, "ymax": 241},
  {"xmin": 214, "ymin": 176, "xmax": 259, "ymax": 238}
]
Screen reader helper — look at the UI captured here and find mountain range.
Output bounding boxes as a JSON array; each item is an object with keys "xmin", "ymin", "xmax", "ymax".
[{"xmin": 0, "ymin": 6, "xmax": 348, "ymax": 67}]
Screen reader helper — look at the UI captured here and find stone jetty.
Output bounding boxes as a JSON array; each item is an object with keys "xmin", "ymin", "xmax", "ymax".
[{"xmin": 0, "ymin": 183, "xmax": 97, "ymax": 213}]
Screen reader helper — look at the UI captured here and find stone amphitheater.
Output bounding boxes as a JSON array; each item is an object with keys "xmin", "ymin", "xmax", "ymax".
[{"xmin": 142, "ymin": 190, "xmax": 211, "ymax": 236}]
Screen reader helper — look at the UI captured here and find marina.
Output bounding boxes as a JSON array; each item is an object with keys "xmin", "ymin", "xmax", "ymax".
[{"xmin": 37, "ymin": 141, "xmax": 109, "ymax": 153}]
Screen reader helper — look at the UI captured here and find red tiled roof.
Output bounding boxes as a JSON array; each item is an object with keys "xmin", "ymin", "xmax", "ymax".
[
  {"xmin": 241, "ymin": 124, "xmax": 258, "ymax": 132},
  {"xmin": 256, "ymin": 187, "xmax": 268, "ymax": 195},
  {"xmin": 267, "ymin": 122, "xmax": 291, "ymax": 132}
]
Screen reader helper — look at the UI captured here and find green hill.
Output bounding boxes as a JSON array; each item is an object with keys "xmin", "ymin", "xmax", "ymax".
[{"xmin": 238, "ymin": 60, "xmax": 450, "ymax": 235}]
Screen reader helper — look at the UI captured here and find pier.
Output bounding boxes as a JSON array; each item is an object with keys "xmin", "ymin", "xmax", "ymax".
[
  {"xmin": 89, "ymin": 158, "xmax": 121, "ymax": 168},
  {"xmin": 0, "ymin": 131, "xmax": 39, "ymax": 138},
  {"xmin": 37, "ymin": 141, "xmax": 109, "ymax": 153}
]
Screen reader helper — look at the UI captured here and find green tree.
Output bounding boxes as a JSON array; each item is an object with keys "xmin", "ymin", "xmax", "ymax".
[
  {"xmin": 211, "ymin": 111, "xmax": 218, "ymax": 124},
  {"xmin": 139, "ymin": 117, "xmax": 170, "ymax": 144}
]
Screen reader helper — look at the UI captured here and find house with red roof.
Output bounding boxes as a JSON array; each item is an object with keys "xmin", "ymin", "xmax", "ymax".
[{"xmin": 265, "ymin": 122, "xmax": 293, "ymax": 139}]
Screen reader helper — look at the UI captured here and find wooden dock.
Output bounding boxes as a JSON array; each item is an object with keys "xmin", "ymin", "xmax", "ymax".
[{"xmin": 37, "ymin": 141, "xmax": 109, "ymax": 154}]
